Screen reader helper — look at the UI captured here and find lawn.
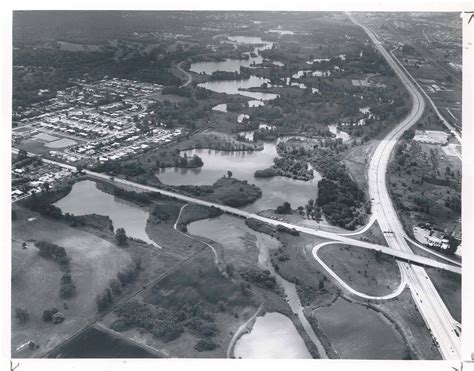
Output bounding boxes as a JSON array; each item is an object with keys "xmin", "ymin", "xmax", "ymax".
[
  {"xmin": 11, "ymin": 207, "xmax": 133, "ymax": 357},
  {"xmin": 317, "ymin": 244, "xmax": 402, "ymax": 297}
]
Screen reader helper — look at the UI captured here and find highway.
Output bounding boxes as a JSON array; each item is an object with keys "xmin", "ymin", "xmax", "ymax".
[
  {"xmin": 312, "ymin": 241, "xmax": 407, "ymax": 301},
  {"xmin": 14, "ymin": 148, "xmax": 459, "ymax": 274},
  {"xmin": 347, "ymin": 12, "xmax": 461, "ymax": 360}
]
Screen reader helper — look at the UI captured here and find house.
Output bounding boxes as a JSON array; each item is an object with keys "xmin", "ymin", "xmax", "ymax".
[{"xmin": 425, "ymin": 230, "xmax": 450, "ymax": 250}]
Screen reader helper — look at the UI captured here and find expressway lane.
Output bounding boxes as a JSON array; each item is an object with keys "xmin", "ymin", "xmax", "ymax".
[
  {"xmin": 11, "ymin": 147, "xmax": 461, "ymax": 274},
  {"xmin": 347, "ymin": 12, "xmax": 461, "ymax": 360},
  {"xmin": 312, "ymin": 241, "xmax": 407, "ymax": 301}
]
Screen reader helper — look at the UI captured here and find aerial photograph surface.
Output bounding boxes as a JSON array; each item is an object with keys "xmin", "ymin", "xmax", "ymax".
[{"xmin": 10, "ymin": 10, "xmax": 463, "ymax": 360}]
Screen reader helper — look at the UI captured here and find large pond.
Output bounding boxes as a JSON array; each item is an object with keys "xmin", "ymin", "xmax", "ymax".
[
  {"xmin": 190, "ymin": 36, "xmax": 272, "ymax": 75},
  {"xmin": 234, "ymin": 312, "xmax": 312, "ymax": 359},
  {"xmin": 314, "ymin": 298, "xmax": 407, "ymax": 359},
  {"xmin": 54, "ymin": 180, "xmax": 158, "ymax": 247},
  {"xmin": 187, "ymin": 215, "xmax": 326, "ymax": 358},
  {"xmin": 49, "ymin": 327, "xmax": 157, "ymax": 358},
  {"xmin": 156, "ymin": 142, "xmax": 321, "ymax": 212},
  {"xmin": 198, "ymin": 76, "xmax": 278, "ymax": 101},
  {"xmin": 192, "ymin": 36, "xmax": 278, "ymax": 101}
]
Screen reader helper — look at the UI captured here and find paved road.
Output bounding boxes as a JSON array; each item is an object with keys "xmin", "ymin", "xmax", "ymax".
[
  {"xmin": 12, "ymin": 148, "xmax": 461, "ymax": 275},
  {"xmin": 347, "ymin": 12, "xmax": 461, "ymax": 360},
  {"xmin": 312, "ymin": 241, "xmax": 407, "ymax": 300},
  {"xmin": 177, "ymin": 61, "xmax": 192, "ymax": 88}
]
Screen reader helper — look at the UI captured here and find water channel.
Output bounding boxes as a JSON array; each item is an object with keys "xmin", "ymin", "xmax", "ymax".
[{"xmin": 188, "ymin": 214, "xmax": 327, "ymax": 358}]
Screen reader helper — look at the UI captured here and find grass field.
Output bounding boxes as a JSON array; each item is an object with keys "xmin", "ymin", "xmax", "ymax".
[
  {"xmin": 372, "ymin": 289, "xmax": 442, "ymax": 360},
  {"xmin": 424, "ymin": 267, "xmax": 461, "ymax": 323},
  {"xmin": 11, "ymin": 207, "xmax": 133, "ymax": 357},
  {"xmin": 317, "ymin": 244, "xmax": 402, "ymax": 297}
]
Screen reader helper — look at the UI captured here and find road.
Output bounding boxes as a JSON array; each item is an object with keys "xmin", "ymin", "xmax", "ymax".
[
  {"xmin": 174, "ymin": 204, "xmax": 219, "ymax": 266},
  {"xmin": 312, "ymin": 241, "xmax": 407, "ymax": 301},
  {"xmin": 347, "ymin": 12, "xmax": 461, "ymax": 360},
  {"xmin": 12, "ymin": 147, "xmax": 461, "ymax": 275},
  {"xmin": 177, "ymin": 61, "xmax": 192, "ymax": 88}
]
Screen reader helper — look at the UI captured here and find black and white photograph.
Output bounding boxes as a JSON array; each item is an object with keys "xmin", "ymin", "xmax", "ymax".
[{"xmin": 2, "ymin": 1, "xmax": 473, "ymax": 368}]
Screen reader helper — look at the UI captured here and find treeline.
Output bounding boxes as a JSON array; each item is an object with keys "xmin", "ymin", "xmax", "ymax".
[
  {"xmin": 92, "ymin": 160, "xmax": 146, "ymax": 177},
  {"xmin": 96, "ymin": 257, "xmax": 142, "ymax": 312},
  {"xmin": 239, "ymin": 268, "xmax": 277, "ymax": 290},
  {"xmin": 255, "ymin": 157, "xmax": 313, "ymax": 181},
  {"xmin": 312, "ymin": 148, "xmax": 366, "ymax": 230},
  {"xmin": 110, "ymin": 299, "xmax": 219, "ymax": 351},
  {"xmin": 209, "ymin": 70, "xmax": 250, "ymax": 81},
  {"xmin": 35, "ymin": 240, "xmax": 76, "ymax": 299},
  {"xmin": 13, "ymin": 45, "xmax": 183, "ymax": 109}
]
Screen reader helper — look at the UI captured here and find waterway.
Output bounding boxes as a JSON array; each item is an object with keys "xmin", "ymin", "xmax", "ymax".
[
  {"xmin": 156, "ymin": 142, "xmax": 321, "ymax": 213},
  {"xmin": 54, "ymin": 180, "xmax": 158, "ymax": 247},
  {"xmin": 192, "ymin": 36, "xmax": 278, "ymax": 101},
  {"xmin": 187, "ymin": 215, "xmax": 327, "ymax": 358}
]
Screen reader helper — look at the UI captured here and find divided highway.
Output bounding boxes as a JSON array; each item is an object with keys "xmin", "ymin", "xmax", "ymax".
[
  {"xmin": 347, "ymin": 13, "xmax": 461, "ymax": 360},
  {"xmin": 14, "ymin": 148, "xmax": 460, "ymax": 274}
]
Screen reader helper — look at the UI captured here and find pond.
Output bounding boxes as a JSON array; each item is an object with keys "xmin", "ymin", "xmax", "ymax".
[
  {"xmin": 187, "ymin": 215, "xmax": 327, "ymax": 358},
  {"xmin": 156, "ymin": 142, "xmax": 321, "ymax": 212},
  {"xmin": 190, "ymin": 36, "xmax": 273, "ymax": 75},
  {"xmin": 198, "ymin": 76, "xmax": 278, "ymax": 101},
  {"xmin": 234, "ymin": 312, "xmax": 312, "ymax": 359},
  {"xmin": 314, "ymin": 298, "xmax": 407, "ymax": 359},
  {"xmin": 49, "ymin": 327, "xmax": 157, "ymax": 358},
  {"xmin": 212, "ymin": 103, "xmax": 228, "ymax": 112},
  {"xmin": 54, "ymin": 180, "xmax": 158, "ymax": 247},
  {"xmin": 192, "ymin": 36, "xmax": 278, "ymax": 101}
]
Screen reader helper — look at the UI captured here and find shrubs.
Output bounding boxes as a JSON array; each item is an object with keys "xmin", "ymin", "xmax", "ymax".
[
  {"xmin": 15, "ymin": 307, "xmax": 29, "ymax": 324},
  {"xmin": 95, "ymin": 261, "xmax": 141, "ymax": 312},
  {"xmin": 42, "ymin": 308, "xmax": 59, "ymax": 322},
  {"xmin": 35, "ymin": 241, "xmax": 77, "ymax": 299},
  {"xmin": 35, "ymin": 240, "xmax": 70, "ymax": 269},
  {"xmin": 115, "ymin": 227, "xmax": 128, "ymax": 246},
  {"xmin": 275, "ymin": 201, "xmax": 292, "ymax": 214},
  {"xmin": 195, "ymin": 339, "xmax": 218, "ymax": 352},
  {"xmin": 59, "ymin": 282, "xmax": 77, "ymax": 299},
  {"xmin": 52, "ymin": 312, "xmax": 65, "ymax": 324},
  {"xmin": 112, "ymin": 300, "xmax": 221, "ymax": 346},
  {"xmin": 240, "ymin": 268, "xmax": 277, "ymax": 290}
]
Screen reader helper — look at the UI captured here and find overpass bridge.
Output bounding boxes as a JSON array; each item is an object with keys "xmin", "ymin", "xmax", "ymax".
[{"xmin": 17, "ymin": 151, "xmax": 460, "ymax": 274}]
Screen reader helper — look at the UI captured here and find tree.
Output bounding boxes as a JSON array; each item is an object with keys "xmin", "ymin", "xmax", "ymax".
[
  {"xmin": 276, "ymin": 201, "xmax": 292, "ymax": 214},
  {"xmin": 42, "ymin": 308, "xmax": 59, "ymax": 322},
  {"xmin": 227, "ymin": 170, "xmax": 233, "ymax": 178},
  {"xmin": 59, "ymin": 283, "xmax": 76, "ymax": 299},
  {"xmin": 52, "ymin": 312, "xmax": 65, "ymax": 324},
  {"xmin": 115, "ymin": 227, "xmax": 128, "ymax": 246},
  {"xmin": 17, "ymin": 149, "xmax": 28, "ymax": 161},
  {"xmin": 15, "ymin": 307, "xmax": 29, "ymax": 323}
]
